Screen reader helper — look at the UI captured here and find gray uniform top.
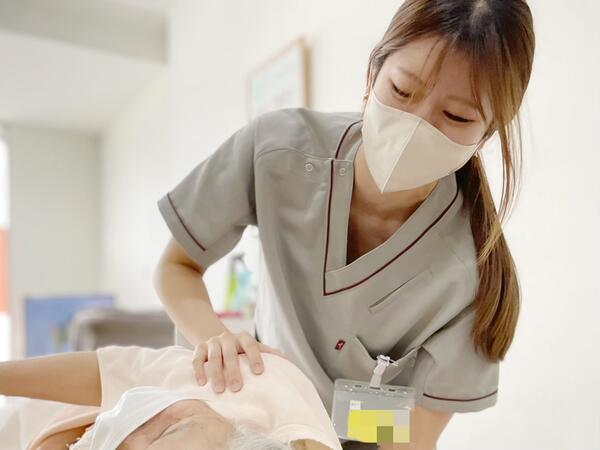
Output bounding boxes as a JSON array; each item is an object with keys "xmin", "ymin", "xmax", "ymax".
[{"xmin": 157, "ymin": 107, "xmax": 499, "ymax": 415}]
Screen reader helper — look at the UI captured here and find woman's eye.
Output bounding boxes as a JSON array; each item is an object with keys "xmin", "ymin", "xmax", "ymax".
[
  {"xmin": 391, "ymin": 82, "xmax": 472, "ymax": 123},
  {"xmin": 392, "ymin": 84, "xmax": 412, "ymax": 99},
  {"xmin": 444, "ymin": 111, "xmax": 472, "ymax": 123}
]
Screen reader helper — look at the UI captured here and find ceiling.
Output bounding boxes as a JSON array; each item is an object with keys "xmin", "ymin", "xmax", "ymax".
[{"xmin": 0, "ymin": 0, "xmax": 173, "ymax": 134}]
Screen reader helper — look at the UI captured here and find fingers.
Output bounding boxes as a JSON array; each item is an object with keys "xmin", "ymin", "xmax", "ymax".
[
  {"xmin": 238, "ymin": 332, "xmax": 264, "ymax": 375},
  {"xmin": 191, "ymin": 332, "xmax": 285, "ymax": 394},
  {"xmin": 220, "ymin": 335, "xmax": 243, "ymax": 392},
  {"xmin": 258, "ymin": 343, "xmax": 288, "ymax": 360},
  {"xmin": 206, "ymin": 337, "xmax": 226, "ymax": 393},
  {"xmin": 192, "ymin": 342, "xmax": 208, "ymax": 385}
]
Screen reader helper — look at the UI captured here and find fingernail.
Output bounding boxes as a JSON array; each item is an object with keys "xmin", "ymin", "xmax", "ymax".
[
  {"xmin": 197, "ymin": 377, "xmax": 206, "ymax": 385},
  {"xmin": 254, "ymin": 363, "xmax": 263, "ymax": 373},
  {"xmin": 215, "ymin": 382, "xmax": 224, "ymax": 392},
  {"xmin": 230, "ymin": 381, "xmax": 240, "ymax": 391}
]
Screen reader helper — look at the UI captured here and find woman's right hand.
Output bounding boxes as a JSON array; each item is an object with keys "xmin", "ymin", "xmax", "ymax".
[{"xmin": 192, "ymin": 330, "xmax": 287, "ymax": 394}]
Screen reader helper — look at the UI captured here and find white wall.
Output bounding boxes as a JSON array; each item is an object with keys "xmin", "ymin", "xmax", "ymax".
[
  {"xmin": 485, "ymin": 2, "xmax": 600, "ymax": 449},
  {"xmin": 99, "ymin": 71, "xmax": 171, "ymax": 311},
  {"xmin": 98, "ymin": 0, "xmax": 600, "ymax": 449},
  {"xmin": 5, "ymin": 124, "xmax": 100, "ymax": 358}
]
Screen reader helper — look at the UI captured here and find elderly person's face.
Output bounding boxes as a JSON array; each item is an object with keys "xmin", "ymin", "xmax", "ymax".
[{"xmin": 117, "ymin": 399, "xmax": 234, "ymax": 449}]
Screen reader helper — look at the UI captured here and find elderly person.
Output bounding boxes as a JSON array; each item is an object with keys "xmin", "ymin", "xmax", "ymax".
[{"xmin": 0, "ymin": 343, "xmax": 343, "ymax": 450}]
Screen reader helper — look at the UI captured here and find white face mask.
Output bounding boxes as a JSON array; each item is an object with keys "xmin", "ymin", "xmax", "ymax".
[
  {"xmin": 361, "ymin": 88, "xmax": 480, "ymax": 192},
  {"xmin": 85, "ymin": 386, "xmax": 199, "ymax": 450}
]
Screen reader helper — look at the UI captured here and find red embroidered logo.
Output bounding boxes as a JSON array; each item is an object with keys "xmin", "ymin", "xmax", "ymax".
[{"xmin": 335, "ymin": 339, "xmax": 346, "ymax": 350}]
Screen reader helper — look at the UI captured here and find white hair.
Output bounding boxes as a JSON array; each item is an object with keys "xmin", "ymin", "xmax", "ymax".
[{"xmin": 227, "ymin": 423, "xmax": 295, "ymax": 450}]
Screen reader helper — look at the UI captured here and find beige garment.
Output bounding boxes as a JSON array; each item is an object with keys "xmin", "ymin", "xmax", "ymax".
[
  {"xmin": 27, "ymin": 403, "xmax": 99, "ymax": 450},
  {"xmin": 30, "ymin": 345, "xmax": 342, "ymax": 450}
]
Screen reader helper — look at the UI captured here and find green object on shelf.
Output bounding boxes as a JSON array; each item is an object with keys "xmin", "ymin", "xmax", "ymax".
[{"xmin": 224, "ymin": 253, "xmax": 255, "ymax": 313}]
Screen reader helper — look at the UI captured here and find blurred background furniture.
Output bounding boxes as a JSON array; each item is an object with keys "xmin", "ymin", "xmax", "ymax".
[
  {"xmin": 67, "ymin": 306, "xmax": 255, "ymax": 352},
  {"xmin": 24, "ymin": 294, "xmax": 115, "ymax": 356},
  {"xmin": 68, "ymin": 307, "xmax": 175, "ymax": 351}
]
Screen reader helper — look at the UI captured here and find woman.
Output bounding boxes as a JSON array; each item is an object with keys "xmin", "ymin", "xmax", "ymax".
[{"xmin": 155, "ymin": 1, "xmax": 534, "ymax": 448}]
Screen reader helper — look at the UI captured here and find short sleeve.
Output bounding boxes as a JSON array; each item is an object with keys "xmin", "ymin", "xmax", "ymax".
[
  {"xmin": 157, "ymin": 115, "xmax": 260, "ymax": 270},
  {"xmin": 401, "ymin": 306, "xmax": 500, "ymax": 413}
]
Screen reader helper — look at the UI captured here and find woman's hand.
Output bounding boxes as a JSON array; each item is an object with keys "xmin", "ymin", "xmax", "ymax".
[{"xmin": 192, "ymin": 331, "xmax": 287, "ymax": 393}]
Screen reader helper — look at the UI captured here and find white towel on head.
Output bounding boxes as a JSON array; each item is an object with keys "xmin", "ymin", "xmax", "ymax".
[{"xmin": 70, "ymin": 386, "xmax": 198, "ymax": 450}]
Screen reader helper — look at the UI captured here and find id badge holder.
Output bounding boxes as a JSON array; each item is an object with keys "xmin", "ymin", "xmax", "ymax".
[{"xmin": 331, "ymin": 355, "xmax": 416, "ymax": 445}]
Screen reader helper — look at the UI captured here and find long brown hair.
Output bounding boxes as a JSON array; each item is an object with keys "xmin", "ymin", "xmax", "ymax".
[{"xmin": 361, "ymin": 0, "xmax": 535, "ymax": 362}]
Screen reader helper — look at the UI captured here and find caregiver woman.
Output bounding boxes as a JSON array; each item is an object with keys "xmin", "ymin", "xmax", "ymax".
[{"xmin": 155, "ymin": 0, "xmax": 534, "ymax": 448}]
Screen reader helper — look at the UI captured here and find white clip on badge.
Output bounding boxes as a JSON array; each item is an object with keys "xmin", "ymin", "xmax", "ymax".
[{"xmin": 331, "ymin": 354, "xmax": 416, "ymax": 445}]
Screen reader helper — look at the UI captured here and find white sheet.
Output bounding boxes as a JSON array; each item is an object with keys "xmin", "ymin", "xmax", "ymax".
[{"xmin": 0, "ymin": 396, "xmax": 76, "ymax": 449}]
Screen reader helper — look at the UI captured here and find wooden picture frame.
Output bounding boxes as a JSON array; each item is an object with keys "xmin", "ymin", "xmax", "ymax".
[{"xmin": 246, "ymin": 35, "xmax": 309, "ymax": 120}]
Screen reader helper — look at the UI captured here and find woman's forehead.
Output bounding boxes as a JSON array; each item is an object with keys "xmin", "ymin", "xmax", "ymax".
[
  {"xmin": 384, "ymin": 39, "xmax": 493, "ymax": 122},
  {"xmin": 386, "ymin": 40, "xmax": 471, "ymax": 87}
]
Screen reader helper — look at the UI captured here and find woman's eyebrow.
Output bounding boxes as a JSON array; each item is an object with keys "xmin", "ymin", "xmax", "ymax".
[
  {"xmin": 396, "ymin": 66, "xmax": 426, "ymax": 85},
  {"xmin": 446, "ymin": 94, "xmax": 479, "ymax": 111},
  {"xmin": 396, "ymin": 65, "xmax": 481, "ymax": 112}
]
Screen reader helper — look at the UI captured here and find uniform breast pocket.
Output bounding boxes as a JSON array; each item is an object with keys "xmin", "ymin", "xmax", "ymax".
[
  {"xmin": 331, "ymin": 334, "xmax": 421, "ymax": 385},
  {"xmin": 367, "ymin": 268, "xmax": 433, "ymax": 315}
]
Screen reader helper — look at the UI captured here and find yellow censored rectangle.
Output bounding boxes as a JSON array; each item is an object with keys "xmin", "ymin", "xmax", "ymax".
[{"xmin": 347, "ymin": 409, "xmax": 410, "ymax": 443}]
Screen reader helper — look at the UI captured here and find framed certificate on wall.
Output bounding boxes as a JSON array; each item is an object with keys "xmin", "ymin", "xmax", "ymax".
[{"xmin": 246, "ymin": 35, "xmax": 309, "ymax": 120}]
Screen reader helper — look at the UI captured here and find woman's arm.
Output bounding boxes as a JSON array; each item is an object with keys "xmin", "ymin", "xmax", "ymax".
[
  {"xmin": 0, "ymin": 350, "xmax": 101, "ymax": 406},
  {"xmin": 154, "ymin": 237, "xmax": 230, "ymax": 346}
]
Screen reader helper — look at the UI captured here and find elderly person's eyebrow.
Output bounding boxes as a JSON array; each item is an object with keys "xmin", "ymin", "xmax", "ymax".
[{"xmin": 154, "ymin": 421, "xmax": 195, "ymax": 441}]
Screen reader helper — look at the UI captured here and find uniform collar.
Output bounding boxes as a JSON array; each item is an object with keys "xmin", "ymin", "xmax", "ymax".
[{"xmin": 322, "ymin": 118, "xmax": 461, "ymax": 296}]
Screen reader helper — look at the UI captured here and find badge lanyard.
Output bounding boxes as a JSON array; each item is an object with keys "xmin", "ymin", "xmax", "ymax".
[{"xmin": 331, "ymin": 354, "xmax": 416, "ymax": 445}]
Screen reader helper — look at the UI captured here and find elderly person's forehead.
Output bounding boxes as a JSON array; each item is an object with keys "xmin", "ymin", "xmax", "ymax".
[
  {"xmin": 118, "ymin": 398, "xmax": 229, "ymax": 447},
  {"xmin": 119, "ymin": 398, "xmax": 293, "ymax": 450}
]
